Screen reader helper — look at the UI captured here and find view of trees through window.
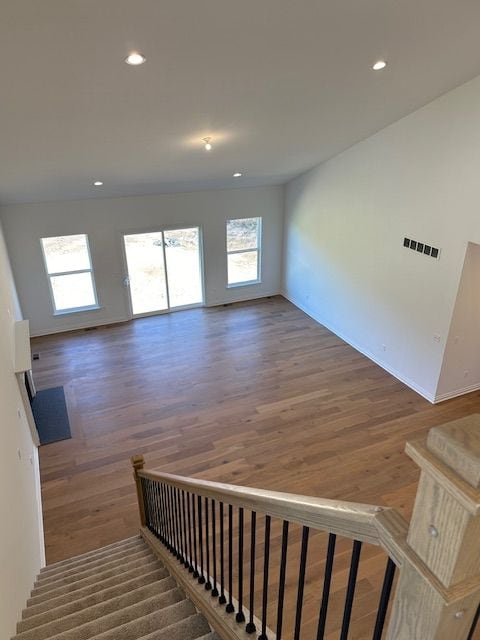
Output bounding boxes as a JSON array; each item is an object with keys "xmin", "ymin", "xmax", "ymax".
[
  {"xmin": 226, "ymin": 217, "xmax": 261, "ymax": 285},
  {"xmin": 41, "ymin": 234, "xmax": 97, "ymax": 312}
]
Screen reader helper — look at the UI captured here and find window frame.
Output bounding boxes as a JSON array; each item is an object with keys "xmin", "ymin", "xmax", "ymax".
[
  {"xmin": 40, "ymin": 234, "xmax": 100, "ymax": 315},
  {"xmin": 226, "ymin": 216, "xmax": 262, "ymax": 287}
]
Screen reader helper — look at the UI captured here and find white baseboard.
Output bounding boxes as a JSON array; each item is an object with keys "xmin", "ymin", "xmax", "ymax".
[
  {"xmin": 281, "ymin": 290, "xmax": 436, "ymax": 404},
  {"xmin": 206, "ymin": 290, "xmax": 280, "ymax": 308},
  {"xmin": 30, "ymin": 315, "xmax": 129, "ymax": 337},
  {"xmin": 434, "ymin": 383, "xmax": 480, "ymax": 403},
  {"xmin": 31, "ymin": 292, "xmax": 281, "ymax": 336}
]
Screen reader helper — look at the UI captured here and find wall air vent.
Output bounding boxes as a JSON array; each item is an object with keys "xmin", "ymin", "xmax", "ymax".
[{"xmin": 403, "ymin": 238, "xmax": 440, "ymax": 259}]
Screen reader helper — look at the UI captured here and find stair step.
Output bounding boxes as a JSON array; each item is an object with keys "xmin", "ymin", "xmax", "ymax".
[
  {"xmin": 18, "ymin": 573, "xmax": 174, "ymax": 632},
  {"xmin": 139, "ymin": 613, "xmax": 212, "ymax": 640},
  {"xmin": 32, "ymin": 548, "xmax": 153, "ymax": 593},
  {"xmin": 38, "ymin": 538, "xmax": 144, "ymax": 580},
  {"xmin": 28, "ymin": 554, "xmax": 158, "ymax": 605},
  {"xmin": 23, "ymin": 565, "xmax": 167, "ymax": 619},
  {"xmin": 36, "ymin": 539, "xmax": 147, "ymax": 583},
  {"xmin": 45, "ymin": 598, "xmax": 195, "ymax": 640},
  {"xmin": 39, "ymin": 536, "xmax": 141, "ymax": 575},
  {"xmin": 15, "ymin": 577, "xmax": 177, "ymax": 639}
]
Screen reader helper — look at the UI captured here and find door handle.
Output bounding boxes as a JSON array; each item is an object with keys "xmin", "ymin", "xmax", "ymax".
[{"xmin": 123, "ymin": 275, "xmax": 130, "ymax": 286}]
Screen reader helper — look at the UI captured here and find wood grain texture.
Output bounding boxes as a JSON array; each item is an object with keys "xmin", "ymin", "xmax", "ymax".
[
  {"xmin": 427, "ymin": 416, "xmax": 480, "ymax": 488},
  {"xmin": 138, "ymin": 468, "xmax": 384, "ymax": 544},
  {"xmin": 32, "ymin": 296, "xmax": 480, "ymax": 639}
]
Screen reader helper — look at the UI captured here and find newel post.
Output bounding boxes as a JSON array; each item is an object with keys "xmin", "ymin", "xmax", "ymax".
[
  {"xmin": 387, "ymin": 415, "xmax": 480, "ymax": 639},
  {"xmin": 131, "ymin": 454, "xmax": 146, "ymax": 527}
]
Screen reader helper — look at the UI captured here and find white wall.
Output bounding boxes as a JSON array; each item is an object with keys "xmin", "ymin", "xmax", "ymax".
[
  {"xmin": 0, "ymin": 223, "xmax": 44, "ymax": 638},
  {"xmin": 283, "ymin": 74, "xmax": 480, "ymax": 402},
  {"xmin": 0, "ymin": 185, "xmax": 284, "ymax": 336},
  {"xmin": 436, "ymin": 242, "xmax": 480, "ymax": 401}
]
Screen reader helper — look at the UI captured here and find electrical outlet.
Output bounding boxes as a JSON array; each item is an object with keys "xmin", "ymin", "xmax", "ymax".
[
  {"xmin": 382, "ymin": 344, "xmax": 387, "ymax": 352},
  {"xmin": 433, "ymin": 334, "xmax": 441, "ymax": 343},
  {"xmin": 464, "ymin": 370, "xmax": 470, "ymax": 378}
]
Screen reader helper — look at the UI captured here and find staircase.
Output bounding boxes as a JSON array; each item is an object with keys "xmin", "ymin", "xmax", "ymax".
[{"xmin": 14, "ymin": 535, "xmax": 219, "ymax": 640}]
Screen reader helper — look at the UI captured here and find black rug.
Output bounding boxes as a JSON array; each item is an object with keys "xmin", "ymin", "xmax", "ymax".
[{"xmin": 31, "ymin": 386, "xmax": 71, "ymax": 445}]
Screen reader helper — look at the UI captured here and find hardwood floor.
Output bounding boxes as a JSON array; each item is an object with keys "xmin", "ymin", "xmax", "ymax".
[{"xmin": 32, "ymin": 296, "xmax": 480, "ymax": 639}]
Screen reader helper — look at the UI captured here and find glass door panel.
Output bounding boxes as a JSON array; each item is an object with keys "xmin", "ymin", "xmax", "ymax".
[
  {"xmin": 164, "ymin": 228, "xmax": 203, "ymax": 307},
  {"xmin": 123, "ymin": 232, "xmax": 168, "ymax": 315}
]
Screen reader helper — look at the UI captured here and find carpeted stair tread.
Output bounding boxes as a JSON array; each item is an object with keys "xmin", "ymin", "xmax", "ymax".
[
  {"xmin": 28, "ymin": 554, "xmax": 159, "ymax": 605},
  {"xmin": 36, "ymin": 539, "xmax": 147, "ymax": 583},
  {"xmin": 39, "ymin": 536, "xmax": 141, "ymax": 575},
  {"xmin": 138, "ymin": 613, "xmax": 212, "ymax": 640},
  {"xmin": 16, "ymin": 589, "xmax": 186, "ymax": 640},
  {"xmin": 46, "ymin": 598, "xmax": 195, "ymax": 640},
  {"xmin": 23, "ymin": 565, "xmax": 167, "ymax": 618},
  {"xmin": 15, "ymin": 578, "xmax": 177, "ymax": 639},
  {"xmin": 33, "ymin": 548, "xmax": 153, "ymax": 593},
  {"xmin": 18, "ymin": 536, "xmax": 216, "ymax": 640},
  {"xmin": 18, "ymin": 572, "xmax": 174, "ymax": 632}
]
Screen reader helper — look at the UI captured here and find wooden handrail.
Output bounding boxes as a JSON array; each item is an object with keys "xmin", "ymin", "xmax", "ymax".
[
  {"xmin": 138, "ymin": 468, "xmax": 394, "ymax": 547},
  {"xmin": 134, "ymin": 415, "xmax": 480, "ymax": 639}
]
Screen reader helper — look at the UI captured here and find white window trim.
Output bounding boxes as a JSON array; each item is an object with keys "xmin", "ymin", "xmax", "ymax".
[
  {"xmin": 226, "ymin": 217, "xmax": 262, "ymax": 287},
  {"xmin": 40, "ymin": 235, "xmax": 100, "ymax": 315}
]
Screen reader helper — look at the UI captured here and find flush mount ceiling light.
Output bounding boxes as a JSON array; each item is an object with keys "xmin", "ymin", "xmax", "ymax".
[
  {"xmin": 233, "ymin": 172, "xmax": 242, "ymax": 178},
  {"xmin": 93, "ymin": 181, "xmax": 103, "ymax": 186},
  {"xmin": 203, "ymin": 137, "xmax": 213, "ymax": 151},
  {"xmin": 125, "ymin": 52, "xmax": 146, "ymax": 66},
  {"xmin": 372, "ymin": 60, "xmax": 387, "ymax": 71}
]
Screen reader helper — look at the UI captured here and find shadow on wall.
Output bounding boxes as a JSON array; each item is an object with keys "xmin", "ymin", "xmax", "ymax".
[{"xmin": 436, "ymin": 241, "xmax": 480, "ymax": 401}]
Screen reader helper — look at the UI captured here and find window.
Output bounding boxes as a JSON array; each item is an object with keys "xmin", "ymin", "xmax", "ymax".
[
  {"xmin": 41, "ymin": 234, "xmax": 99, "ymax": 314},
  {"xmin": 226, "ymin": 217, "xmax": 262, "ymax": 286}
]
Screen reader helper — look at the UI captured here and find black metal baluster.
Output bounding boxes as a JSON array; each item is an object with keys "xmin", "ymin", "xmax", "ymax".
[
  {"xmin": 258, "ymin": 515, "xmax": 271, "ymax": 640},
  {"xmin": 172, "ymin": 485, "xmax": 180, "ymax": 557},
  {"xmin": 219, "ymin": 502, "xmax": 226, "ymax": 604},
  {"xmin": 467, "ymin": 603, "xmax": 480, "ymax": 640},
  {"xmin": 212, "ymin": 500, "xmax": 219, "ymax": 597},
  {"xmin": 294, "ymin": 526, "xmax": 310, "ymax": 640},
  {"xmin": 246, "ymin": 511, "xmax": 257, "ymax": 634},
  {"xmin": 340, "ymin": 540, "xmax": 363, "ymax": 640},
  {"xmin": 275, "ymin": 520, "xmax": 289, "ymax": 639},
  {"xmin": 175, "ymin": 488, "xmax": 184, "ymax": 563},
  {"xmin": 205, "ymin": 497, "xmax": 212, "ymax": 590},
  {"xmin": 152, "ymin": 482, "xmax": 160, "ymax": 538},
  {"xmin": 198, "ymin": 495, "xmax": 205, "ymax": 584},
  {"xmin": 192, "ymin": 493, "xmax": 199, "ymax": 578},
  {"xmin": 226, "ymin": 504, "xmax": 235, "ymax": 613},
  {"xmin": 164, "ymin": 485, "xmax": 171, "ymax": 552},
  {"xmin": 153, "ymin": 482, "xmax": 160, "ymax": 537},
  {"xmin": 316, "ymin": 533, "xmax": 337, "ymax": 640},
  {"xmin": 171, "ymin": 487, "xmax": 180, "ymax": 558},
  {"xmin": 160, "ymin": 484, "xmax": 167, "ymax": 548},
  {"xmin": 159, "ymin": 483, "xmax": 166, "ymax": 544},
  {"xmin": 181, "ymin": 490, "xmax": 189, "ymax": 568},
  {"xmin": 141, "ymin": 478, "xmax": 148, "ymax": 527},
  {"xmin": 142, "ymin": 478, "xmax": 151, "ymax": 530},
  {"xmin": 186, "ymin": 492, "xmax": 194, "ymax": 572},
  {"xmin": 372, "ymin": 558, "xmax": 396, "ymax": 640},
  {"xmin": 236, "ymin": 508, "xmax": 246, "ymax": 623},
  {"xmin": 165, "ymin": 484, "xmax": 173, "ymax": 551}
]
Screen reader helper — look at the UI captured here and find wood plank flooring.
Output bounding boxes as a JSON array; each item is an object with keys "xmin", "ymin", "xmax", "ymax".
[{"xmin": 32, "ymin": 296, "xmax": 480, "ymax": 639}]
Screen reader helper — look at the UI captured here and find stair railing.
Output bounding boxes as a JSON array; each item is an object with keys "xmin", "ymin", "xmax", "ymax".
[{"xmin": 131, "ymin": 416, "xmax": 480, "ymax": 640}]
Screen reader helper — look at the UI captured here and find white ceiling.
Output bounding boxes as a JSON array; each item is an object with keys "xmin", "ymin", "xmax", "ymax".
[{"xmin": 2, "ymin": 0, "xmax": 480, "ymax": 204}]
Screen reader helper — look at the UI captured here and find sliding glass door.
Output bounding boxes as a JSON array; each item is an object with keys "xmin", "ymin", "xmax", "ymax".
[{"xmin": 123, "ymin": 227, "xmax": 203, "ymax": 317}]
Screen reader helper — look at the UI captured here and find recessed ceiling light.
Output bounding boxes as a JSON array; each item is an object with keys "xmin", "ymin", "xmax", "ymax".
[
  {"xmin": 125, "ymin": 52, "xmax": 146, "ymax": 66},
  {"xmin": 203, "ymin": 137, "xmax": 213, "ymax": 151},
  {"xmin": 233, "ymin": 172, "xmax": 242, "ymax": 178},
  {"xmin": 93, "ymin": 181, "xmax": 103, "ymax": 186},
  {"xmin": 372, "ymin": 60, "xmax": 387, "ymax": 71}
]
